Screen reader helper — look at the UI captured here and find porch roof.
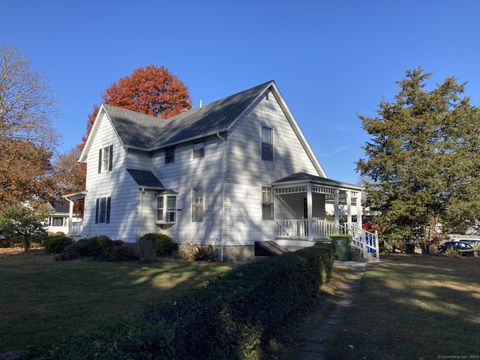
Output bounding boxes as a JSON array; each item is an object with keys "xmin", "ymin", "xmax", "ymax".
[
  {"xmin": 273, "ymin": 172, "xmax": 363, "ymax": 191},
  {"xmin": 63, "ymin": 191, "xmax": 87, "ymax": 201}
]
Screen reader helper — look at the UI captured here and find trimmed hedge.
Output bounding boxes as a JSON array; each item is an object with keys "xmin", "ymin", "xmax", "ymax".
[
  {"xmin": 55, "ymin": 236, "xmax": 139, "ymax": 262},
  {"xmin": 139, "ymin": 232, "xmax": 177, "ymax": 257},
  {"xmin": 29, "ymin": 244, "xmax": 334, "ymax": 359}
]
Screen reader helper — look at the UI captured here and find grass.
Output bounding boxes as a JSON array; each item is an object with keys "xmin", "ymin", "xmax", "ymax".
[
  {"xmin": 325, "ymin": 255, "xmax": 480, "ymax": 359},
  {"xmin": 0, "ymin": 247, "xmax": 235, "ymax": 352}
]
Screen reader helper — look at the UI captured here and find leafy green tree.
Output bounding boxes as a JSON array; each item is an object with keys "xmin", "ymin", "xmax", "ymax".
[
  {"xmin": 0, "ymin": 204, "xmax": 48, "ymax": 251},
  {"xmin": 357, "ymin": 68, "xmax": 480, "ymax": 252}
]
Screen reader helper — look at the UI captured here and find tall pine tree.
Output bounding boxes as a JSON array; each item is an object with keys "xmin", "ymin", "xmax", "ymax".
[{"xmin": 358, "ymin": 68, "xmax": 480, "ymax": 252}]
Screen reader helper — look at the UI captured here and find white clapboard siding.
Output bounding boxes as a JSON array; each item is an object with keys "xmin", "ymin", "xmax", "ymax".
[
  {"xmin": 225, "ymin": 91, "xmax": 320, "ymax": 245},
  {"xmin": 149, "ymin": 135, "xmax": 224, "ymax": 244},
  {"xmin": 83, "ymin": 113, "xmax": 140, "ymax": 242}
]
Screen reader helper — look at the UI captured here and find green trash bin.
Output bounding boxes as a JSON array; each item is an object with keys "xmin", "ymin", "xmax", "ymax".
[{"xmin": 331, "ymin": 235, "xmax": 352, "ymax": 261}]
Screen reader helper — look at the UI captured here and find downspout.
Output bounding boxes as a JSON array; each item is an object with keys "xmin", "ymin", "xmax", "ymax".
[
  {"xmin": 216, "ymin": 132, "xmax": 227, "ymax": 262},
  {"xmin": 137, "ymin": 188, "xmax": 145, "ymax": 240}
]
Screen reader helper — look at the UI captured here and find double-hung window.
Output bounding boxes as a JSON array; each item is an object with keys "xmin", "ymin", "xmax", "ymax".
[
  {"xmin": 262, "ymin": 186, "xmax": 274, "ymax": 220},
  {"xmin": 261, "ymin": 126, "xmax": 273, "ymax": 161},
  {"xmin": 95, "ymin": 197, "xmax": 111, "ymax": 224},
  {"xmin": 193, "ymin": 141, "xmax": 205, "ymax": 159},
  {"xmin": 165, "ymin": 146, "xmax": 175, "ymax": 164},
  {"xmin": 192, "ymin": 188, "xmax": 204, "ymax": 222},
  {"xmin": 98, "ymin": 145, "xmax": 113, "ymax": 173},
  {"xmin": 157, "ymin": 195, "xmax": 177, "ymax": 223},
  {"xmin": 49, "ymin": 217, "xmax": 64, "ymax": 227}
]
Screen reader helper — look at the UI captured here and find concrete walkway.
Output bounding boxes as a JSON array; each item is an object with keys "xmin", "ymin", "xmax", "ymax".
[{"xmin": 295, "ymin": 262, "xmax": 368, "ymax": 360}]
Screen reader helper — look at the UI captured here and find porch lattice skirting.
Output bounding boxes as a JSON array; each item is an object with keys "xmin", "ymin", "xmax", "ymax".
[{"xmin": 275, "ymin": 219, "xmax": 380, "ymax": 259}]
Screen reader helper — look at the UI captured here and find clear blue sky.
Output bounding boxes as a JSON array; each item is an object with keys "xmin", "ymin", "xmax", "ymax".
[{"xmin": 1, "ymin": 0, "xmax": 479, "ymax": 183}]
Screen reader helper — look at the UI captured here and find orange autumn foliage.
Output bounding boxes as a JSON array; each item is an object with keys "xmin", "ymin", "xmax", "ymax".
[{"xmin": 81, "ymin": 66, "xmax": 191, "ymax": 148}]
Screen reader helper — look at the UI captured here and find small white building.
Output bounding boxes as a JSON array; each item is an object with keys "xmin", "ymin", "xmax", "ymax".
[{"xmin": 65, "ymin": 81, "xmax": 378, "ymax": 260}]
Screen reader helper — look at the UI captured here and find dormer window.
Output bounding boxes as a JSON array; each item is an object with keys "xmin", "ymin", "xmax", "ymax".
[
  {"xmin": 157, "ymin": 194, "xmax": 177, "ymax": 223},
  {"xmin": 98, "ymin": 145, "xmax": 113, "ymax": 173}
]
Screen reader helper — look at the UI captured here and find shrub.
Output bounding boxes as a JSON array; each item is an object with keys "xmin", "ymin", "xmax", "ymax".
[
  {"xmin": 97, "ymin": 242, "xmax": 139, "ymax": 262},
  {"xmin": 56, "ymin": 237, "xmax": 139, "ymax": 262},
  {"xmin": 82, "ymin": 235, "xmax": 112, "ymax": 256},
  {"xmin": 55, "ymin": 242, "xmax": 83, "ymax": 261},
  {"xmin": 180, "ymin": 243, "xmax": 218, "ymax": 262},
  {"xmin": 43, "ymin": 234, "xmax": 73, "ymax": 254},
  {"xmin": 34, "ymin": 244, "xmax": 334, "ymax": 359},
  {"xmin": 138, "ymin": 233, "xmax": 177, "ymax": 258}
]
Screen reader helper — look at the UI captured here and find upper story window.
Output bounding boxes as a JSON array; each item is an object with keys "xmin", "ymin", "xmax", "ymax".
[
  {"xmin": 98, "ymin": 145, "xmax": 113, "ymax": 173},
  {"xmin": 95, "ymin": 197, "xmax": 111, "ymax": 224},
  {"xmin": 193, "ymin": 141, "xmax": 205, "ymax": 159},
  {"xmin": 262, "ymin": 186, "xmax": 274, "ymax": 220},
  {"xmin": 157, "ymin": 194, "xmax": 177, "ymax": 223},
  {"xmin": 261, "ymin": 126, "xmax": 273, "ymax": 161},
  {"xmin": 192, "ymin": 188, "xmax": 204, "ymax": 222},
  {"xmin": 165, "ymin": 146, "xmax": 175, "ymax": 164}
]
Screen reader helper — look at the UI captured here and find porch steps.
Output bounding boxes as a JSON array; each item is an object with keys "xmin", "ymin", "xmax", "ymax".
[{"xmin": 254, "ymin": 241, "xmax": 290, "ymax": 256}]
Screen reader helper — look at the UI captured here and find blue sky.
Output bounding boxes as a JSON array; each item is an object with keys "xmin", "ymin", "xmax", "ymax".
[{"xmin": 1, "ymin": 0, "xmax": 479, "ymax": 183}]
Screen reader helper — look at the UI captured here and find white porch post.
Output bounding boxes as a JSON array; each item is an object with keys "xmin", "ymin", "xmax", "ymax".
[
  {"xmin": 334, "ymin": 189, "xmax": 340, "ymax": 233},
  {"xmin": 307, "ymin": 183, "xmax": 313, "ymax": 241},
  {"xmin": 346, "ymin": 190, "xmax": 352, "ymax": 229},
  {"xmin": 67, "ymin": 199, "xmax": 74, "ymax": 235},
  {"xmin": 356, "ymin": 192, "xmax": 363, "ymax": 230}
]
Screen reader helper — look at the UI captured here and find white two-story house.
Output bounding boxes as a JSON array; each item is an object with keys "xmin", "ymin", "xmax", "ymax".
[{"xmin": 65, "ymin": 81, "xmax": 378, "ymax": 260}]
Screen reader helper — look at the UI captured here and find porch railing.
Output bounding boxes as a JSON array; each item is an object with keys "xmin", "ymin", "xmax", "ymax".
[{"xmin": 275, "ymin": 219, "xmax": 379, "ymax": 259}]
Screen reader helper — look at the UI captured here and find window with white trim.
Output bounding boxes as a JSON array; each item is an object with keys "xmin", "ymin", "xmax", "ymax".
[
  {"xmin": 49, "ymin": 217, "xmax": 65, "ymax": 227},
  {"xmin": 262, "ymin": 186, "xmax": 274, "ymax": 220},
  {"xmin": 192, "ymin": 188, "xmax": 204, "ymax": 222},
  {"xmin": 193, "ymin": 141, "xmax": 205, "ymax": 159},
  {"xmin": 157, "ymin": 195, "xmax": 177, "ymax": 223},
  {"xmin": 261, "ymin": 126, "xmax": 273, "ymax": 161},
  {"xmin": 95, "ymin": 197, "xmax": 111, "ymax": 224},
  {"xmin": 98, "ymin": 145, "xmax": 113, "ymax": 173}
]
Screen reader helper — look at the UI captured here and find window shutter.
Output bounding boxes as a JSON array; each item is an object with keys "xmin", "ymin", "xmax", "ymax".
[
  {"xmin": 106, "ymin": 197, "xmax": 111, "ymax": 224},
  {"xmin": 109, "ymin": 145, "xmax": 113, "ymax": 171},
  {"xmin": 98, "ymin": 149, "xmax": 102, "ymax": 173},
  {"xmin": 95, "ymin": 198, "xmax": 99, "ymax": 224}
]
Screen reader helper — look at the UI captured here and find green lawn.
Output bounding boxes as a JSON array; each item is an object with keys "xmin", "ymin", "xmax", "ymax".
[
  {"xmin": 0, "ymin": 248, "xmax": 235, "ymax": 352},
  {"xmin": 325, "ymin": 255, "xmax": 480, "ymax": 359}
]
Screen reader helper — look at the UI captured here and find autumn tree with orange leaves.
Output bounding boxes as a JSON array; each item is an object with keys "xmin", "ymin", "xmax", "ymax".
[{"xmin": 81, "ymin": 66, "xmax": 192, "ymax": 148}]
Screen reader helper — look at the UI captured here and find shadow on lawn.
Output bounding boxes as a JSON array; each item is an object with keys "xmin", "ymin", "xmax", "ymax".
[
  {"xmin": 324, "ymin": 255, "xmax": 480, "ymax": 360},
  {"xmin": 0, "ymin": 248, "xmax": 235, "ymax": 352}
]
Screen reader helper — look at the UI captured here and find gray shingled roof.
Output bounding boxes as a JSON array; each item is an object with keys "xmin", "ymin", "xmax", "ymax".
[
  {"xmin": 273, "ymin": 172, "xmax": 363, "ymax": 190},
  {"xmin": 126, "ymin": 169, "xmax": 164, "ymax": 188},
  {"xmin": 104, "ymin": 81, "xmax": 273, "ymax": 150}
]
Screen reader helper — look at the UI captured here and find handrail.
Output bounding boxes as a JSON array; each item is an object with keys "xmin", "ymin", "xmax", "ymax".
[{"xmin": 274, "ymin": 219, "xmax": 380, "ymax": 259}]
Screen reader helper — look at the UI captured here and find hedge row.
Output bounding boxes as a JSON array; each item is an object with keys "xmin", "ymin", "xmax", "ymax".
[{"xmin": 29, "ymin": 244, "xmax": 334, "ymax": 360}]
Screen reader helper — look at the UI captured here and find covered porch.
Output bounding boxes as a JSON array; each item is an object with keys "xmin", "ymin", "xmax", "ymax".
[
  {"xmin": 271, "ymin": 172, "xmax": 379, "ymax": 258},
  {"xmin": 64, "ymin": 191, "xmax": 87, "ymax": 237}
]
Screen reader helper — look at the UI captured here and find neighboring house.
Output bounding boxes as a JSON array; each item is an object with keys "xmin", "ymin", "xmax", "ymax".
[
  {"xmin": 45, "ymin": 201, "xmax": 81, "ymax": 234},
  {"xmin": 65, "ymin": 81, "xmax": 378, "ymax": 260}
]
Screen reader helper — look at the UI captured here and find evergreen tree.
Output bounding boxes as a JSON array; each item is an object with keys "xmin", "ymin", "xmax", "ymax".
[{"xmin": 357, "ymin": 68, "xmax": 480, "ymax": 252}]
